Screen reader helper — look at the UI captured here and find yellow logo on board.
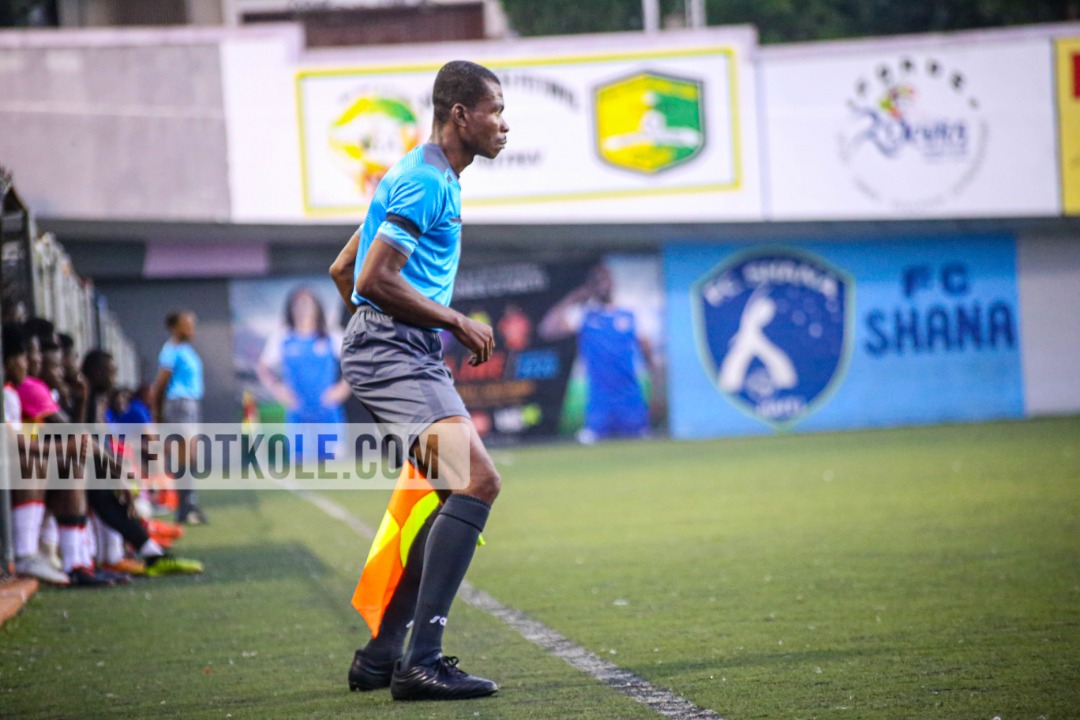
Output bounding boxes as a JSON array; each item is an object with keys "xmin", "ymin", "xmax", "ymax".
[{"xmin": 594, "ymin": 72, "xmax": 705, "ymax": 175}]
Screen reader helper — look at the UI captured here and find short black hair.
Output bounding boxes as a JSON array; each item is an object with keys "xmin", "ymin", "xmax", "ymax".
[
  {"xmin": 23, "ymin": 316, "xmax": 59, "ymax": 351},
  {"xmin": 58, "ymin": 333, "xmax": 75, "ymax": 352},
  {"xmin": 166, "ymin": 311, "xmax": 190, "ymax": 330},
  {"xmin": 432, "ymin": 60, "xmax": 500, "ymax": 124},
  {"xmin": 3, "ymin": 322, "xmax": 26, "ymax": 361},
  {"xmin": 81, "ymin": 349, "xmax": 113, "ymax": 378}
]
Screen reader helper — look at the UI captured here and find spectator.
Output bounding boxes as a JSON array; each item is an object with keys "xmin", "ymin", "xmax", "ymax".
[
  {"xmin": 83, "ymin": 350, "xmax": 203, "ymax": 577},
  {"xmin": 3, "ymin": 322, "xmax": 97, "ymax": 585},
  {"xmin": 57, "ymin": 333, "xmax": 88, "ymax": 422}
]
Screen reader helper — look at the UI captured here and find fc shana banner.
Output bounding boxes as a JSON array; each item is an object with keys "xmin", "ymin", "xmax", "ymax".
[{"xmin": 294, "ymin": 32, "xmax": 761, "ymax": 224}]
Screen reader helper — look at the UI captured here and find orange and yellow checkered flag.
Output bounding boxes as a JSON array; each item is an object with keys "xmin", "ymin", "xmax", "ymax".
[{"xmin": 351, "ymin": 461, "xmax": 439, "ymax": 637}]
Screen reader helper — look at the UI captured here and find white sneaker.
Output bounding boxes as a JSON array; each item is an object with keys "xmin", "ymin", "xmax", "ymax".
[
  {"xmin": 39, "ymin": 542, "xmax": 62, "ymax": 571},
  {"xmin": 15, "ymin": 554, "xmax": 71, "ymax": 585}
]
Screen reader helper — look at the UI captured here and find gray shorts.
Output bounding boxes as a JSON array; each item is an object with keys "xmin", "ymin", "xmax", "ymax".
[
  {"xmin": 340, "ymin": 307, "xmax": 468, "ymax": 430},
  {"xmin": 162, "ymin": 397, "xmax": 201, "ymax": 424}
]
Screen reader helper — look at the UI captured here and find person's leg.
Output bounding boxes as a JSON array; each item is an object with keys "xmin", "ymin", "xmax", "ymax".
[
  {"xmin": 364, "ymin": 508, "xmax": 438, "ymax": 662},
  {"xmin": 39, "ymin": 510, "xmax": 60, "ymax": 569},
  {"xmin": 164, "ymin": 398, "xmax": 207, "ymax": 524},
  {"xmin": 11, "ymin": 489, "xmax": 45, "ymax": 562},
  {"xmin": 86, "ymin": 488, "xmax": 203, "ymax": 576},
  {"xmin": 349, "ymin": 508, "xmax": 438, "ymax": 691},
  {"xmin": 10, "ymin": 488, "xmax": 68, "ymax": 583},
  {"xmin": 50, "ymin": 489, "xmax": 114, "ymax": 586},
  {"xmin": 391, "ymin": 417, "xmax": 500, "ymax": 700},
  {"xmin": 86, "ymin": 490, "xmax": 151, "ymax": 549}
]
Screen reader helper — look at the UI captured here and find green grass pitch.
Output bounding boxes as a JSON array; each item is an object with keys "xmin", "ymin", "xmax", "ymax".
[{"xmin": 1, "ymin": 416, "xmax": 1077, "ymax": 719}]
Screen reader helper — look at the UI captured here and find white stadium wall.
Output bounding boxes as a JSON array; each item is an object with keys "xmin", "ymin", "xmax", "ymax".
[
  {"xmin": 1017, "ymin": 234, "xmax": 1080, "ymax": 416},
  {"xmin": 220, "ymin": 25, "xmax": 306, "ymax": 223},
  {"xmin": 0, "ymin": 27, "xmax": 234, "ymax": 221}
]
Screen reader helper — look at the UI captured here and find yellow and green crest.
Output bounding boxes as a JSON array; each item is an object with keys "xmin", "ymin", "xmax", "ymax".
[{"xmin": 594, "ymin": 71, "xmax": 705, "ymax": 174}]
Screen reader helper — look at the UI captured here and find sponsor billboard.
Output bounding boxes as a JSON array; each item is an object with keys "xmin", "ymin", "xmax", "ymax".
[
  {"xmin": 763, "ymin": 37, "xmax": 1060, "ymax": 219},
  {"xmin": 665, "ymin": 237, "xmax": 1024, "ymax": 438},
  {"xmin": 1056, "ymin": 37, "xmax": 1080, "ymax": 215},
  {"xmin": 294, "ymin": 31, "xmax": 761, "ymax": 223}
]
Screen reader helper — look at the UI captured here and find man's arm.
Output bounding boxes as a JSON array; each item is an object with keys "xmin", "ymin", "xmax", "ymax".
[
  {"xmin": 149, "ymin": 368, "xmax": 171, "ymax": 423},
  {"xmin": 538, "ymin": 285, "xmax": 591, "ymax": 342},
  {"xmin": 329, "ymin": 233, "xmax": 360, "ymax": 316},
  {"xmin": 357, "ymin": 239, "xmax": 494, "ymax": 365},
  {"xmin": 638, "ymin": 334, "xmax": 665, "ymax": 420}
]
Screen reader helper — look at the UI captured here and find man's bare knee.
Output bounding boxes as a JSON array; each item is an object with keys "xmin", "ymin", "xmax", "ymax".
[{"xmin": 466, "ymin": 464, "xmax": 500, "ymax": 504}]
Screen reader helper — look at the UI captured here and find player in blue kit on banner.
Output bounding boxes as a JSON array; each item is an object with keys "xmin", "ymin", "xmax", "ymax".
[
  {"xmin": 540, "ymin": 262, "xmax": 660, "ymax": 443},
  {"xmin": 328, "ymin": 60, "xmax": 508, "ymax": 702},
  {"xmin": 256, "ymin": 287, "xmax": 349, "ymax": 461}
]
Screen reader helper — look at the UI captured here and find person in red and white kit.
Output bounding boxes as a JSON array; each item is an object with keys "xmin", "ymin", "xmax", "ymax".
[{"xmin": 4, "ymin": 322, "xmax": 104, "ymax": 585}]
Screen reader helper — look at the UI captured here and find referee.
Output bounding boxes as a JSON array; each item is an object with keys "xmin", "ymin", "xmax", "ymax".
[{"xmin": 329, "ymin": 60, "xmax": 508, "ymax": 701}]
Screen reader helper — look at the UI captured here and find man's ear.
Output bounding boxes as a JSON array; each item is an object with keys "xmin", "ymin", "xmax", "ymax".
[{"xmin": 451, "ymin": 102, "xmax": 468, "ymax": 128}]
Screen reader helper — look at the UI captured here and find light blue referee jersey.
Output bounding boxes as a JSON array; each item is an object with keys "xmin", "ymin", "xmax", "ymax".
[
  {"xmin": 158, "ymin": 341, "xmax": 204, "ymax": 400},
  {"xmin": 352, "ymin": 143, "xmax": 462, "ymax": 312}
]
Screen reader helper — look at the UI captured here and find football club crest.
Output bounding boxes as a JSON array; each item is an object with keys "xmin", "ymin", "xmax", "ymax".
[
  {"xmin": 692, "ymin": 249, "xmax": 854, "ymax": 429},
  {"xmin": 594, "ymin": 71, "xmax": 705, "ymax": 174}
]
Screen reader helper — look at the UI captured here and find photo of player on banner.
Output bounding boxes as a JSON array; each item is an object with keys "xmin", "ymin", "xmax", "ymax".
[
  {"xmin": 540, "ymin": 255, "xmax": 665, "ymax": 443},
  {"xmin": 229, "ymin": 278, "xmax": 358, "ymax": 459},
  {"xmin": 441, "ymin": 254, "xmax": 665, "ymax": 444}
]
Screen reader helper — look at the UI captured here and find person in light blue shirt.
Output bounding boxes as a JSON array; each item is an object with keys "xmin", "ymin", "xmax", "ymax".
[
  {"xmin": 150, "ymin": 310, "xmax": 207, "ymax": 524},
  {"xmin": 328, "ymin": 60, "xmax": 508, "ymax": 701}
]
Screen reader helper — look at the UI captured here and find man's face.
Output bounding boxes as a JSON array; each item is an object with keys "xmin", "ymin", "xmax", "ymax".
[
  {"xmin": 5, "ymin": 354, "xmax": 28, "ymax": 387},
  {"xmin": 177, "ymin": 313, "xmax": 197, "ymax": 340},
  {"xmin": 104, "ymin": 359, "xmax": 118, "ymax": 391},
  {"xmin": 464, "ymin": 80, "xmax": 509, "ymax": 160},
  {"xmin": 26, "ymin": 336, "xmax": 42, "ymax": 378},
  {"xmin": 62, "ymin": 348, "xmax": 80, "ymax": 377},
  {"xmin": 41, "ymin": 349, "xmax": 65, "ymax": 392},
  {"xmin": 588, "ymin": 265, "xmax": 614, "ymax": 304},
  {"xmin": 88, "ymin": 358, "xmax": 117, "ymax": 392}
]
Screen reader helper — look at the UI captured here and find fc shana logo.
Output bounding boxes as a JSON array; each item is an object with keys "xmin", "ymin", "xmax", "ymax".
[{"xmin": 692, "ymin": 249, "xmax": 854, "ymax": 429}]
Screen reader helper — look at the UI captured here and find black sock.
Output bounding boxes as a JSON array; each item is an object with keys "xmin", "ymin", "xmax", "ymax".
[
  {"xmin": 401, "ymin": 494, "xmax": 490, "ymax": 669},
  {"xmin": 361, "ymin": 509, "xmax": 438, "ymax": 663}
]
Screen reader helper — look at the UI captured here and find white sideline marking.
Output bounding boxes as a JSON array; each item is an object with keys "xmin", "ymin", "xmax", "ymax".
[{"xmin": 292, "ymin": 489, "xmax": 723, "ymax": 720}]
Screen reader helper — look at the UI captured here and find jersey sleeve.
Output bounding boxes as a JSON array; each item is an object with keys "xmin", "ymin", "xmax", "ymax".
[
  {"xmin": 374, "ymin": 167, "xmax": 443, "ymax": 258},
  {"xmin": 4, "ymin": 386, "xmax": 23, "ymax": 430},
  {"xmin": 158, "ymin": 343, "xmax": 178, "ymax": 371}
]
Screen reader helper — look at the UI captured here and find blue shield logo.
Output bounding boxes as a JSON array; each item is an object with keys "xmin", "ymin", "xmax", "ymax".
[{"xmin": 691, "ymin": 249, "xmax": 854, "ymax": 429}]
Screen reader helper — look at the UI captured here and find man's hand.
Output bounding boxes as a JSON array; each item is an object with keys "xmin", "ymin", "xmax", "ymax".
[
  {"xmin": 118, "ymin": 488, "xmax": 138, "ymax": 519},
  {"xmin": 452, "ymin": 315, "xmax": 495, "ymax": 366},
  {"xmin": 567, "ymin": 285, "xmax": 593, "ymax": 304}
]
